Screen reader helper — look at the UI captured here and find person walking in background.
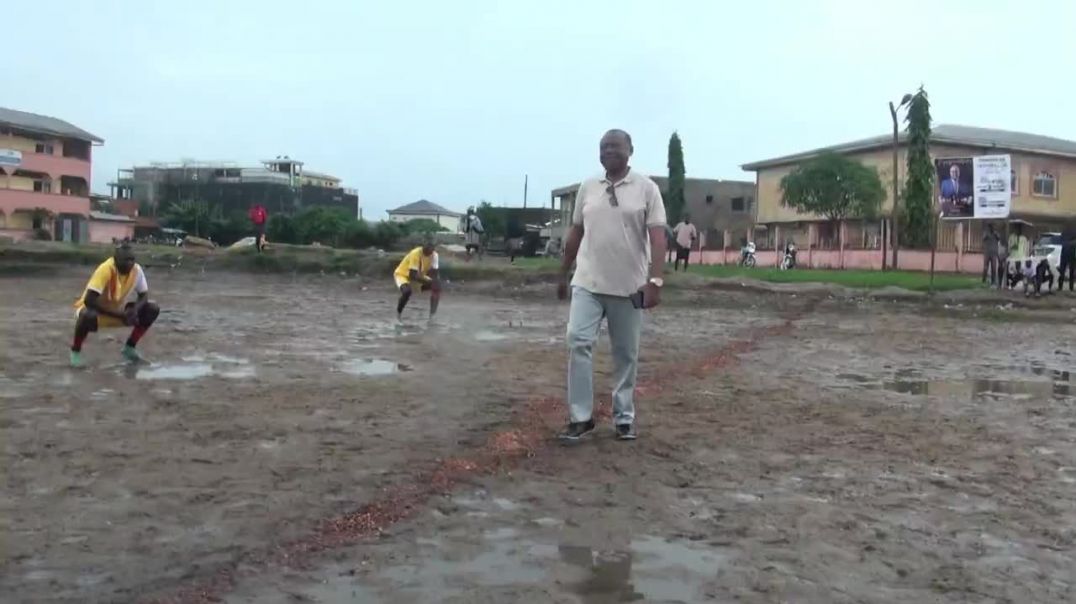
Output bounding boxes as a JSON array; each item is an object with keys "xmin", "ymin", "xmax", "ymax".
[
  {"xmin": 248, "ymin": 204, "xmax": 268, "ymax": 252},
  {"xmin": 982, "ymin": 223, "xmax": 1001, "ymax": 286},
  {"xmin": 997, "ymin": 230, "xmax": 1010, "ymax": 289},
  {"xmin": 1060, "ymin": 226, "xmax": 1076, "ymax": 292},
  {"xmin": 672, "ymin": 215, "xmax": 697, "ymax": 272},
  {"xmin": 1008, "ymin": 223, "xmax": 1029, "ymax": 260},
  {"xmin": 556, "ymin": 129, "xmax": 667, "ymax": 442},
  {"xmin": 461, "ymin": 207, "xmax": 484, "ymax": 261}
]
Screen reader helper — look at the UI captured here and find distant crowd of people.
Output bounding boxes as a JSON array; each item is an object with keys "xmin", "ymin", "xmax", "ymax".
[{"xmin": 982, "ymin": 223, "xmax": 1076, "ymax": 297}]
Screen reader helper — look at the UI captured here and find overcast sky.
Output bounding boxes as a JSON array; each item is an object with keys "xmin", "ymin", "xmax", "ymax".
[{"xmin": 7, "ymin": 0, "xmax": 1074, "ymax": 218}]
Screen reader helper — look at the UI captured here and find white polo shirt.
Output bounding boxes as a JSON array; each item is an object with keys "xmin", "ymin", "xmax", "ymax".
[{"xmin": 571, "ymin": 169, "xmax": 667, "ymax": 297}]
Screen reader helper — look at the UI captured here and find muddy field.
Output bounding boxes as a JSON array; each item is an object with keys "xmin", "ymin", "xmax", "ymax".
[{"xmin": 1, "ymin": 267, "xmax": 1074, "ymax": 603}]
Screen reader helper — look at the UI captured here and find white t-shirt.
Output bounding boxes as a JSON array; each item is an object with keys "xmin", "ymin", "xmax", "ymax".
[{"xmin": 571, "ymin": 170, "xmax": 667, "ymax": 297}]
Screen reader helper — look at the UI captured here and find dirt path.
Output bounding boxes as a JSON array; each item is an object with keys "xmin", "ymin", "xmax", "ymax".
[{"xmin": 2, "ymin": 269, "xmax": 1074, "ymax": 603}]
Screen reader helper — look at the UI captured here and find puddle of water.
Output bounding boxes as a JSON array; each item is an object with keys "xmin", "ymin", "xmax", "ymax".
[
  {"xmin": 229, "ymin": 532, "xmax": 726, "ymax": 603},
  {"xmin": 340, "ymin": 358, "xmax": 412, "ymax": 377},
  {"xmin": 131, "ymin": 356, "xmax": 256, "ymax": 381},
  {"xmin": 135, "ymin": 363, "xmax": 214, "ymax": 380},
  {"xmin": 483, "ymin": 527, "xmax": 520, "ymax": 540},
  {"xmin": 837, "ymin": 371, "xmax": 1071, "ymax": 398},
  {"xmin": 492, "ymin": 497, "xmax": 521, "ymax": 511},
  {"xmin": 0, "ymin": 376, "xmax": 26, "ymax": 399},
  {"xmin": 474, "ymin": 330, "xmax": 509, "ymax": 342},
  {"xmin": 884, "ymin": 379, "xmax": 1070, "ymax": 398}
]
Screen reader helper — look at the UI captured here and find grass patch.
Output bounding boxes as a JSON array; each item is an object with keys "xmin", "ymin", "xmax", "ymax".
[
  {"xmin": 680, "ymin": 265, "xmax": 982, "ymax": 292},
  {"xmin": 0, "ymin": 242, "xmax": 982, "ymax": 292}
]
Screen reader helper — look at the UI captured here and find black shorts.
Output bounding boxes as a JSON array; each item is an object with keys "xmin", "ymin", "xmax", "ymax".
[{"xmin": 676, "ymin": 247, "xmax": 690, "ymax": 261}]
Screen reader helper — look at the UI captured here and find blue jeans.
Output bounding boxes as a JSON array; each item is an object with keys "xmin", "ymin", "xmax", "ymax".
[{"xmin": 566, "ymin": 287, "xmax": 642, "ymax": 425}]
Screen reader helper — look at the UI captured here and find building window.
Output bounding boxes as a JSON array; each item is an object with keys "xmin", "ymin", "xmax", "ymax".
[
  {"xmin": 731, "ymin": 197, "xmax": 745, "ymax": 212},
  {"xmin": 1032, "ymin": 171, "xmax": 1057, "ymax": 199},
  {"xmin": 1010, "ymin": 169, "xmax": 1018, "ymax": 196},
  {"xmin": 35, "ymin": 143, "xmax": 55, "ymax": 155},
  {"xmin": 33, "ymin": 180, "xmax": 52, "ymax": 193},
  {"xmin": 705, "ymin": 194, "xmax": 714, "ymax": 204}
]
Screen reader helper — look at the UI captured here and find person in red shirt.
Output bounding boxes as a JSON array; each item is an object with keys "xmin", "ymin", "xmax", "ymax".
[{"xmin": 249, "ymin": 204, "xmax": 268, "ymax": 252}]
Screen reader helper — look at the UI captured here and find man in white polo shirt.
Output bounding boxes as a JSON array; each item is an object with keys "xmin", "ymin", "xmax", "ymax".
[{"xmin": 556, "ymin": 129, "xmax": 668, "ymax": 441}]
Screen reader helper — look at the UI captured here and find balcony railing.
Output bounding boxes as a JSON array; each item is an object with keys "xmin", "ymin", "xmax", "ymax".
[
  {"xmin": 0, "ymin": 188, "xmax": 91, "ymax": 216},
  {"xmin": 17, "ymin": 152, "xmax": 92, "ymax": 181}
]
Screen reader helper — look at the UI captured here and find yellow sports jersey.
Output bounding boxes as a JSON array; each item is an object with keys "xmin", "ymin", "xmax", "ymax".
[
  {"xmin": 74, "ymin": 258, "xmax": 148, "ymax": 312},
  {"xmin": 393, "ymin": 247, "xmax": 439, "ymax": 282}
]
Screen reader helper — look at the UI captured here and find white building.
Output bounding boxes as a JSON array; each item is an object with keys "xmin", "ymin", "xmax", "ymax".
[{"xmin": 386, "ymin": 199, "xmax": 462, "ymax": 232}]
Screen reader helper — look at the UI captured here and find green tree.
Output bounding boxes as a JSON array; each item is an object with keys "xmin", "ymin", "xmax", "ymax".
[
  {"xmin": 901, "ymin": 87, "xmax": 934, "ymax": 248},
  {"xmin": 293, "ymin": 206, "xmax": 353, "ymax": 246},
  {"xmin": 475, "ymin": 201, "xmax": 505, "ymax": 238},
  {"xmin": 372, "ymin": 221, "xmax": 406, "ymax": 249},
  {"xmin": 267, "ymin": 214, "xmax": 299, "ymax": 244},
  {"xmin": 163, "ymin": 199, "xmax": 215, "ymax": 237},
  {"xmin": 780, "ymin": 152, "xmax": 886, "ymax": 229},
  {"xmin": 401, "ymin": 218, "xmax": 448, "ymax": 234},
  {"xmin": 667, "ymin": 132, "xmax": 686, "ymax": 222}
]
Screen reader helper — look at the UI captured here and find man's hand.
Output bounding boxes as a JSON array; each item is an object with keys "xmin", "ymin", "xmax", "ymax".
[
  {"xmin": 556, "ymin": 274, "xmax": 569, "ymax": 301},
  {"xmin": 639, "ymin": 283, "xmax": 661, "ymax": 309},
  {"xmin": 124, "ymin": 307, "xmax": 140, "ymax": 327}
]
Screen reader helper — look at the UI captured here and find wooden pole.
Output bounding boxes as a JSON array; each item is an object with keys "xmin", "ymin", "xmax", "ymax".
[
  {"xmin": 929, "ymin": 212, "xmax": 940, "ymax": 294},
  {"xmin": 889, "ymin": 102, "xmax": 900, "ymax": 270}
]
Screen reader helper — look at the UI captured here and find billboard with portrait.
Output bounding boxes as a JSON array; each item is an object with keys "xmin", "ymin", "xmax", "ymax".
[
  {"xmin": 936, "ymin": 155, "xmax": 1011, "ymax": 219},
  {"xmin": 936, "ymin": 157, "xmax": 974, "ymax": 219}
]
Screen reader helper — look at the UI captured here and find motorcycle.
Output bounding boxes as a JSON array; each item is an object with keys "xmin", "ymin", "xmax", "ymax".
[
  {"xmin": 780, "ymin": 242, "xmax": 797, "ymax": 270},
  {"xmin": 740, "ymin": 241, "xmax": 757, "ymax": 268}
]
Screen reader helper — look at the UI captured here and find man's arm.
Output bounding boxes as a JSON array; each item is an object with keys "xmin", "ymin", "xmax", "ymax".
[
  {"xmin": 82, "ymin": 290, "xmax": 127, "ymax": 320},
  {"xmin": 647, "ymin": 226, "xmax": 667, "ymax": 281},
  {"xmin": 560, "ymin": 225, "xmax": 584, "ymax": 276}
]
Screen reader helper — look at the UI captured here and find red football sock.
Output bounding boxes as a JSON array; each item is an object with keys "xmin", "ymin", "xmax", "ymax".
[
  {"xmin": 72, "ymin": 334, "xmax": 86, "ymax": 352},
  {"xmin": 126, "ymin": 326, "xmax": 148, "ymax": 347}
]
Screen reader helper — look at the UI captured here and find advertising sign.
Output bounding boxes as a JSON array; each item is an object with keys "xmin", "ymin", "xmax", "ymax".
[
  {"xmin": 936, "ymin": 154, "xmax": 1011, "ymax": 219},
  {"xmin": 0, "ymin": 149, "xmax": 21, "ymax": 174},
  {"xmin": 972, "ymin": 155, "xmax": 1012, "ymax": 219}
]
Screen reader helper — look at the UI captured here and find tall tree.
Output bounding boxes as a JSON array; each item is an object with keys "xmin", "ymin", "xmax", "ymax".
[
  {"xmin": 780, "ymin": 152, "xmax": 885, "ymax": 227},
  {"xmin": 667, "ymin": 132, "xmax": 686, "ymax": 222},
  {"xmin": 901, "ymin": 87, "xmax": 933, "ymax": 248},
  {"xmin": 475, "ymin": 201, "xmax": 505, "ymax": 238}
]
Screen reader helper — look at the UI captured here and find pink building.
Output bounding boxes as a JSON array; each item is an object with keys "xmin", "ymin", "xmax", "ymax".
[{"xmin": 0, "ymin": 107, "xmax": 102, "ymax": 242}]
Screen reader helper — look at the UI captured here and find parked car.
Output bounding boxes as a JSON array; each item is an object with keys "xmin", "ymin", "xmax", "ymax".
[{"xmin": 1033, "ymin": 232, "xmax": 1063, "ymax": 268}]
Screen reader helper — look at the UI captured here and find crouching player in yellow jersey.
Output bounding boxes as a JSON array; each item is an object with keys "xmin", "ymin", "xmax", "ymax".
[
  {"xmin": 70, "ymin": 244, "xmax": 161, "ymax": 367},
  {"xmin": 394, "ymin": 241, "xmax": 441, "ymax": 322}
]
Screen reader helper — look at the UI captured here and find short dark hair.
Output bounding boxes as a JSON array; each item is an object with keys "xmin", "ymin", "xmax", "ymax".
[
  {"xmin": 115, "ymin": 243, "xmax": 133, "ymax": 255},
  {"xmin": 604, "ymin": 129, "xmax": 633, "ymax": 147}
]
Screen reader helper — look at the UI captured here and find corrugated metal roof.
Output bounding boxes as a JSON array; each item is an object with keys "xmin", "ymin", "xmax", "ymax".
[
  {"xmin": 388, "ymin": 199, "xmax": 461, "ymax": 216},
  {"xmin": 742, "ymin": 124, "xmax": 1076, "ymax": 170},
  {"xmin": 0, "ymin": 107, "xmax": 103, "ymax": 143},
  {"xmin": 89, "ymin": 211, "xmax": 133, "ymax": 222}
]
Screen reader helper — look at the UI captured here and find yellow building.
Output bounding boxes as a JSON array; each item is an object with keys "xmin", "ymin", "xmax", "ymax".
[
  {"xmin": 742, "ymin": 124, "xmax": 1076, "ymax": 253},
  {"xmin": 1, "ymin": 107, "xmax": 102, "ymax": 241}
]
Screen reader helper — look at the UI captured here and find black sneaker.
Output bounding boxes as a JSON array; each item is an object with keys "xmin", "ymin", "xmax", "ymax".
[
  {"xmin": 559, "ymin": 420, "xmax": 596, "ymax": 441},
  {"xmin": 615, "ymin": 423, "xmax": 637, "ymax": 441}
]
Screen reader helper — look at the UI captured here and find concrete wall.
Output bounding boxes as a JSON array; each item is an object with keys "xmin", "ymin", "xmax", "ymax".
[
  {"xmin": 691, "ymin": 247, "xmax": 984, "ymax": 274},
  {"xmin": 89, "ymin": 220, "xmax": 135, "ymax": 244},
  {"xmin": 0, "ymin": 189, "xmax": 91, "ymax": 216}
]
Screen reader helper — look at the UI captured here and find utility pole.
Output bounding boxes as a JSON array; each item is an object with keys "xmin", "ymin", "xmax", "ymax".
[
  {"xmin": 523, "ymin": 174, "xmax": 528, "ymax": 209},
  {"xmin": 889, "ymin": 94, "xmax": 912, "ymax": 270}
]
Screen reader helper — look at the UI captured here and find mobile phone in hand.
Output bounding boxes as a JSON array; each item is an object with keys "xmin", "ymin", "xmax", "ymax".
[{"xmin": 629, "ymin": 290, "xmax": 644, "ymax": 309}]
